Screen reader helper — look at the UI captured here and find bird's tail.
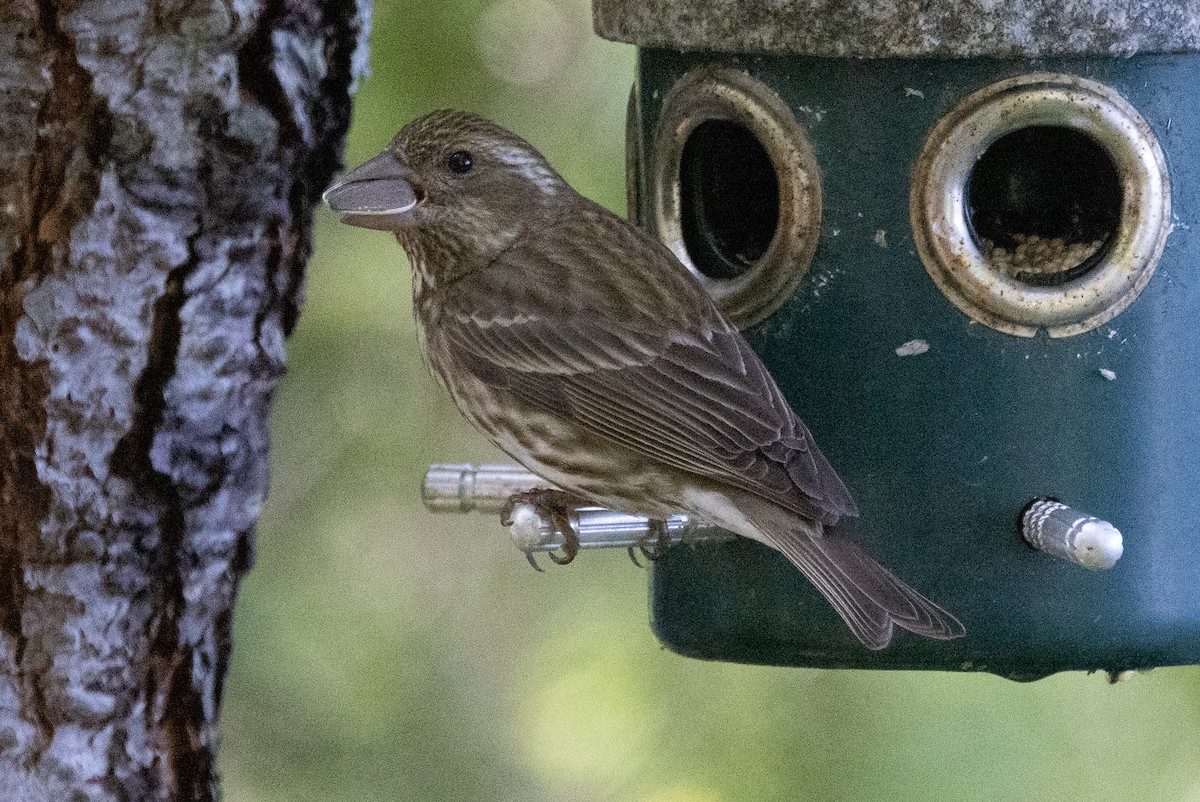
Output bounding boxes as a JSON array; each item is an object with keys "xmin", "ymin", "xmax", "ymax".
[{"xmin": 742, "ymin": 503, "xmax": 965, "ymax": 650}]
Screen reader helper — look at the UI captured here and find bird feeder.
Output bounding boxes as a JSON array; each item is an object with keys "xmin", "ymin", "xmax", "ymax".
[{"xmin": 586, "ymin": 0, "xmax": 1200, "ymax": 680}]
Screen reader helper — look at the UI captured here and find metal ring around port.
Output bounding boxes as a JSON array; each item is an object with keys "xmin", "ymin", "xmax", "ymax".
[
  {"xmin": 911, "ymin": 73, "xmax": 1171, "ymax": 338},
  {"xmin": 650, "ymin": 66, "xmax": 821, "ymax": 328}
]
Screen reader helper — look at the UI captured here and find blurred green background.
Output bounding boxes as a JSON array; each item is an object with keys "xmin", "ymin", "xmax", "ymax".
[{"xmin": 219, "ymin": 1, "xmax": 1200, "ymax": 799}]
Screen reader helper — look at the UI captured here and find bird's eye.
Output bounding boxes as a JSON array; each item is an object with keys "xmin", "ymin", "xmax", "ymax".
[{"xmin": 446, "ymin": 150, "xmax": 474, "ymax": 174}]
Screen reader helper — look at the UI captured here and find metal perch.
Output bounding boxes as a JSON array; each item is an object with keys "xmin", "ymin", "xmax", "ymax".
[{"xmin": 421, "ymin": 463, "xmax": 735, "ymax": 554}]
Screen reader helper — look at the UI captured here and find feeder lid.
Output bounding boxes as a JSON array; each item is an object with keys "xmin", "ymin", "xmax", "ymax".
[{"xmin": 593, "ymin": 0, "xmax": 1200, "ymax": 58}]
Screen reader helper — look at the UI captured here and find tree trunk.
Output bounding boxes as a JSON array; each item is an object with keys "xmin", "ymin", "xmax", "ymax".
[{"xmin": 0, "ymin": 1, "xmax": 368, "ymax": 798}]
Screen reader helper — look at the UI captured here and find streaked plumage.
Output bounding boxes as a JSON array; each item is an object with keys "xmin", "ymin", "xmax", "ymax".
[{"xmin": 324, "ymin": 109, "xmax": 964, "ymax": 649}]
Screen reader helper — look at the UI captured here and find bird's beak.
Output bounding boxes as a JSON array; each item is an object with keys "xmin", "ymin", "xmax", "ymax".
[{"xmin": 323, "ymin": 151, "xmax": 423, "ymax": 231}]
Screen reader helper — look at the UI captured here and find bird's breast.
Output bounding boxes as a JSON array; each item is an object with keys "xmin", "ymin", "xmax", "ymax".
[{"xmin": 419, "ymin": 334, "xmax": 683, "ymax": 518}]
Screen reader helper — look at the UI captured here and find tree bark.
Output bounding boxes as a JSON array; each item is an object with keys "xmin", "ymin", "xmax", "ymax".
[{"xmin": 0, "ymin": 1, "xmax": 368, "ymax": 798}]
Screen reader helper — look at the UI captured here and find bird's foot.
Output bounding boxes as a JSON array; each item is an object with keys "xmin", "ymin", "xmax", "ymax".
[
  {"xmin": 627, "ymin": 518, "xmax": 672, "ymax": 566},
  {"xmin": 501, "ymin": 488, "xmax": 583, "ymax": 571}
]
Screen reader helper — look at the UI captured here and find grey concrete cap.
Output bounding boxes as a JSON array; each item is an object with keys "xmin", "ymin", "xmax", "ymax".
[{"xmin": 592, "ymin": 0, "xmax": 1200, "ymax": 58}]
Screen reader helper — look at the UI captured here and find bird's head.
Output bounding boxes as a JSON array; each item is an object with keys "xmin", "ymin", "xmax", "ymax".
[{"xmin": 324, "ymin": 110, "xmax": 570, "ymax": 258}]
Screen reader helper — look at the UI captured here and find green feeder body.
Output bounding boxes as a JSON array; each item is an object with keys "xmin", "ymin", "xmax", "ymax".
[{"xmin": 596, "ymin": 0, "xmax": 1200, "ymax": 679}]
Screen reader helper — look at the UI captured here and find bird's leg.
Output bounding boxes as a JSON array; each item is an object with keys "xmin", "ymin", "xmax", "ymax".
[
  {"xmin": 628, "ymin": 518, "xmax": 671, "ymax": 565},
  {"xmin": 500, "ymin": 488, "xmax": 583, "ymax": 568}
]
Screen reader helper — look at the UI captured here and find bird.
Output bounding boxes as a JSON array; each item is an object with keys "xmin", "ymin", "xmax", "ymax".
[{"xmin": 323, "ymin": 109, "xmax": 965, "ymax": 649}]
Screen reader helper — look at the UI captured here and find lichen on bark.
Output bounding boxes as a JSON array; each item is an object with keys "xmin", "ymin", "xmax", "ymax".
[{"xmin": 0, "ymin": 0, "xmax": 369, "ymax": 799}]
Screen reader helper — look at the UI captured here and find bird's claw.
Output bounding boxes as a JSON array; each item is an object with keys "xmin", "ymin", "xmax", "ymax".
[
  {"xmin": 627, "ymin": 518, "xmax": 671, "ymax": 566},
  {"xmin": 500, "ymin": 488, "xmax": 582, "ymax": 569}
]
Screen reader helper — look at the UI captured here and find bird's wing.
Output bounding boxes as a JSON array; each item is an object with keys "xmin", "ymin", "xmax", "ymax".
[{"xmin": 436, "ymin": 207, "xmax": 857, "ymax": 524}]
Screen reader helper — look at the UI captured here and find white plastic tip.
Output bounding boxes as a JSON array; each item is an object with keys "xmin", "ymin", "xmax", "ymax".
[
  {"xmin": 1074, "ymin": 520, "xmax": 1124, "ymax": 570},
  {"xmin": 507, "ymin": 503, "xmax": 548, "ymax": 551}
]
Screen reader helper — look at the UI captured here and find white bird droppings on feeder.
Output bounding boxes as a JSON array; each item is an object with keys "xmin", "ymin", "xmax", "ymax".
[
  {"xmin": 1099, "ymin": 368, "xmax": 1117, "ymax": 381},
  {"xmin": 904, "ymin": 87, "xmax": 925, "ymax": 98},
  {"xmin": 896, "ymin": 339, "xmax": 930, "ymax": 357},
  {"xmin": 874, "ymin": 229, "xmax": 888, "ymax": 248},
  {"xmin": 795, "ymin": 105, "xmax": 826, "ymax": 122}
]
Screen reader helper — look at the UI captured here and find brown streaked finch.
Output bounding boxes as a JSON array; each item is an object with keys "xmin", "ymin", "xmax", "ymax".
[{"xmin": 323, "ymin": 109, "xmax": 965, "ymax": 649}]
